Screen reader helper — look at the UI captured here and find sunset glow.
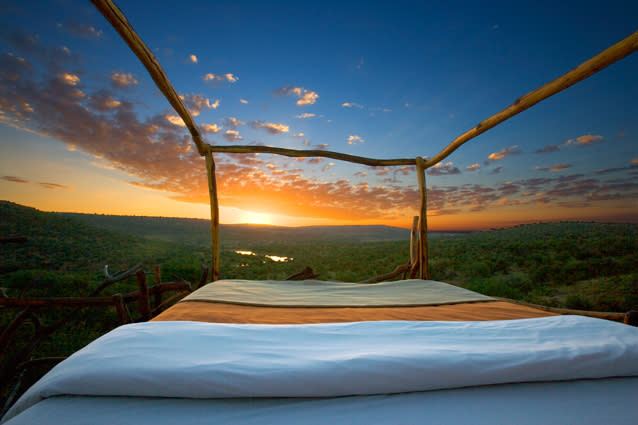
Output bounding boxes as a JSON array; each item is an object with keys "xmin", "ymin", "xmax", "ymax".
[{"xmin": 0, "ymin": 1, "xmax": 636, "ymax": 230}]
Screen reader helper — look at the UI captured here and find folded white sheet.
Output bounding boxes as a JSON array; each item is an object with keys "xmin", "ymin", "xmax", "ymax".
[{"xmin": 4, "ymin": 316, "xmax": 638, "ymax": 423}]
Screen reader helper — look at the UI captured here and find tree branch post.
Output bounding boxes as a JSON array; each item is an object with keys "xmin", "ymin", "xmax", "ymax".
[
  {"xmin": 205, "ymin": 149, "xmax": 220, "ymax": 282},
  {"xmin": 416, "ymin": 157, "xmax": 430, "ymax": 279}
]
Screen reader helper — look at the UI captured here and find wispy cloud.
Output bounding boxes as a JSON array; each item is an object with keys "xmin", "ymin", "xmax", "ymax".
[
  {"xmin": 165, "ymin": 115, "xmax": 185, "ymax": 127},
  {"xmin": 59, "ymin": 21, "xmax": 103, "ymax": 39},
  {"xmin": 347, "ymin": 135, "xmax": 364, "ymax": 145},
  {"xmin": 223, "ymin": 130, "xmax": 243, "ymax": 142},
  {"xmin": 342, "ymin": 102, "xmax": 364, "ymax": 109},
  {"xmin": 201, "ymin": 123, "xmax": 222, "ymax": 134},
  {"xmin": 488, "ymin": 145, "xmax": 521, "ymax": 161},
  {"xmin": 248, "ymin": 121, "xmax": 289, "ymax": 135},
  {"xmin": 88, "ymin": 91, "xmax": 120, "ymax": 111},
  {"xmin": 110, "ymin": 72, "xmax": 138, "ymax": 87},
  {"xmin": 427, "ymin": 162, "xmax": 461, "ymax": 176},
  {"xmin": 292, "ymin": 133, "xmax": 304, "ymax": 138},
  {"xmin": 203, "ymin": 73, "xmax": 238, "ymax": 83},
  {"xmin": 1, "ymin": 175, "xmax": 29, "ymax": 183},
  {"xmin": 321, "ymin": 162, "xmax": 335, "ymax": 172},
  {"xmin": 188, "ymin": 54, "xmax": 198, "ymax": 64},
  {"xmin": 535, "ymin": 163, "xmax": 571, "ymax": 172},
  {"xmin": 222, "ymin": 117, "xmax": 244, "ymax": 129},
  {"xmin": 296, "ymin": 113, "xmax": 315, "ymax": 119},
  {"xmin": 240, "ymin": 99, "xmax": 248, "ymax": 104},
  {"xmin": 274, "ymin": 86, "xmax": 318, "ymax": 106},
  {"xmin": 466, "ymin": 163, "xmax": 480, "ymax": 171},
  {"xmin": 59, "ymin": 72, "xmax": 79, "ymax": 86},
  {"xmin": 595, "ymin": 158, "xmax": 638, "ymax": 175},
  {"xmin": 534, "ymin": 144, "xmax": 561, "ymax": 154},
  {"xmin": 179, "ymin": 94, "xmax": 219, "ymax": 116},
  {"xmin": 565, "ymin": 134, "xmax": 604, "ymax": 146},
  {"xmin": 39, "ymin": 182, "xmax": 72, "ymax": 190}
]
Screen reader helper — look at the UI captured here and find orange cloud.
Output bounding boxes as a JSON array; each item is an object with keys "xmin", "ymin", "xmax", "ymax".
[
  {"xmin": 110, "ymin": 72, "xmax": 138, "ymax": 87},
  {"xmin": 566, "ymin": 134, "xmax": 604, "ymax": 146},
  {"xmin": 348, "ymin": 135, "xmax": 364, "ymax": 145},
  {"xmin": 249, "ymin": 121, "xmax": 289, "ymax": 134},
  {"xmin": 2, "ymin": 175, "xmax": 29, "ymax": 183},
  {"xmin": 274, "ymin": 86, "xmax": 318, "ymax": 106},
  {"xmin": 203, "ymin": 73, "xmax": 238, "ymax": 83},
  {"xmin": 201, "ymin": 123, "xmax": 222, "ymax": 134},
  {"xmin": 487, "ymin": 145, "xmax": 521, "ymax": 161}
]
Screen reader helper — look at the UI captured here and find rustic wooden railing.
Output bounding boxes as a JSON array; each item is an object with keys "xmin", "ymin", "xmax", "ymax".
[
  {"xmin": 91, "ymin": 0, "xmax": 638, "ymax": 283},
  {"xmin": 0, "ymin": 264, "xmax": 194, "ymax": 414}
]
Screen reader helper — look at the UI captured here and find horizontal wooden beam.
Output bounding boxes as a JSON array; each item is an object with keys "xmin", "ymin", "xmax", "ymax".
[
  {"xmin": 207, "ymin": 144, "xmax": 417, "ymax": 167},
  {"xmin": 424, "ymin": 31, "xmax": 638, "ymax": 169},
  {"xmin": 90, "ymin": 0, "xmax": 206, "ymax": 156}
]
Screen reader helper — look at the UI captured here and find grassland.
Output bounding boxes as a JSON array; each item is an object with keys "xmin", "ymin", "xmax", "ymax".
[{"xmin": 2, "ymin": 201, "xmax": 636, "ymax": 310}]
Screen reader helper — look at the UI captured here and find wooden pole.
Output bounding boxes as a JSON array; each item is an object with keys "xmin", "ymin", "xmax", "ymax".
[
  {"xmin": 153, "ymin": 265, "xmax": 162, "ymax": 308},
  {"xmin": 136, "ymin": 270, "xmax": 151, "ymax": 321},
  {"xmin": 410, "ymin": 216, "xmax": 419, "ymax": 268},
  {"xmin": 423, "ymin": 31, "xmax": 638, "ymax": 169},
  {"xmin": 416, "ymin": 157, "xmax": 429, "ymax": 279},
  {"xmin": 208, "ymin": 144, "xmax": 416, "ymax": 167},
  {"xmin": 112, "ymin": 294, "xmax": 128, "ymax": 324},
  {"xmin": 205, "ymin": 149, "xmax": 220, "ymax": 282}
]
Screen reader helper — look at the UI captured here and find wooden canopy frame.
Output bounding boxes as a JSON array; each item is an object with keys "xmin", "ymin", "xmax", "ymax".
[{"xmin": 91, "ymin": 0, "xmax": 638, "ymax": 282}]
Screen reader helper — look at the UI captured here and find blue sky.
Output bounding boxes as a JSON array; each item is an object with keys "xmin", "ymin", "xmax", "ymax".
[{"xmin": 0, "ymin": 0, "xmax": 636, "ymax": 229}]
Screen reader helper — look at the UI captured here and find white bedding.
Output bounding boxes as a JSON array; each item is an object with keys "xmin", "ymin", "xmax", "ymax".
[{"xmin": 4, "ymin": 315, "xmax": 638, "ymax": 423}]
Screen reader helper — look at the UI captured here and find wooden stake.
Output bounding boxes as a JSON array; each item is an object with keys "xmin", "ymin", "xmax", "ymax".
[
  {"xmin": 416, "ymin": 157, "xmax": 429, "ymax": 279},
  {"xmin": 410, "ymin": 216, "xmax": 419, "ymax": 268},
  {"xmin": 205, "ymin": 150, "xmax": 220, "ymax": 282},
  {"xmin": 153, "ymin": 265, "xmax": 162, "ymax": 308},
  {"xmin": 112, "ymin": 294, "xmax": 128, "ymax": 324},
  {"xmin": 424, "ymin": 31, "xmax": 638, "ymax": 169},
  {"xmin": 136, "ymin": 270, "xmax": 151, "ymax": 321}
]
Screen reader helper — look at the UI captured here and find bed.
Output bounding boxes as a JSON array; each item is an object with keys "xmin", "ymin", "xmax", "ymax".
[{"xmin": 3, "ymin": 279, "xmax": 637, "ymax": 425}]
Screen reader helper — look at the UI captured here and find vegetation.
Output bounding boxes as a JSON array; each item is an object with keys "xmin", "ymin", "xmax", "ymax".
[
  {"xmin": 2, "ymin": 201, "xmax": 636, "ymax": 310},
  {"xmin": 1, "ymin": 200, "xmax": 636, "ymax": 410}
]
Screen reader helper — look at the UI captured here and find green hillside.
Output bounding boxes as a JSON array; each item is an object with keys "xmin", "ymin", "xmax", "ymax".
[
  {"xmin": 1, "ymin": 200, "xmax": 636, "ymax": 311},
  {"xmin": 59, "ymin": 212, "xmax": 414, "ymax": 245}
]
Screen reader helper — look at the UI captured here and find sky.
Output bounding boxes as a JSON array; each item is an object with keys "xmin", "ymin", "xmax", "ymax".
[{"xmin": 0, "ymin": 0, "xmax": 637, "ymax": 230}]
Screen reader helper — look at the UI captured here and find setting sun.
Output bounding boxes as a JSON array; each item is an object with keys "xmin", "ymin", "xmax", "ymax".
[{"xmin": 236, "ymin": 209, "xmax": 275, "ymax": 225}]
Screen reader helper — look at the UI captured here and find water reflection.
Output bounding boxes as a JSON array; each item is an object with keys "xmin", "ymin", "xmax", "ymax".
[
  {"xmin": 235, "ymin": 250, "xmax": 256, "ymax": 256},
  {"xmin": 265, "ymin": 255, "xmax": 293, "ymax": 263},
  {"xmin": 235, "ymin": 250, "xmax": 293, "ymax": 263}
]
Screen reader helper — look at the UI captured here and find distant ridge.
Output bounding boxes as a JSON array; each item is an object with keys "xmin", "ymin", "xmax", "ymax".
[
  {"xmin": 1, "ymin": 201, "xmax": 469, "ymax": 246},
  {"xmin": 58, "ymin": 212, "xmax": 413, "ymax": 244}
]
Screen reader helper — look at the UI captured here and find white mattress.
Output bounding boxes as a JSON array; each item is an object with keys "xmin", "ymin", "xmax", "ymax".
[{"xmin": 3, "ymin": 315, "xmax": 638, "ymax": 424}]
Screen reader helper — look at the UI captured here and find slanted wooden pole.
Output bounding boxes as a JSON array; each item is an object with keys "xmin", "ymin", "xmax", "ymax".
[
  {"xmin": 424, "ymin": 31, "xmax": 638, "ymax": 169},
  {"xmin": 205, "ymin": 149, "xmax": 220, "ymax": 282},
  {"xmin": 90, "ymin": 0, "xmax": 206, "ymax": 155},
  {"xmin": 416, "ymin": 157, "xmax": 430, "ymax": 279}
]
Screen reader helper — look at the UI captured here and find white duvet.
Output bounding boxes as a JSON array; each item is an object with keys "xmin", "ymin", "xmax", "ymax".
[{"xmin": 4, "ymin": 316, "xmax": 638, "ymax": 423}]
